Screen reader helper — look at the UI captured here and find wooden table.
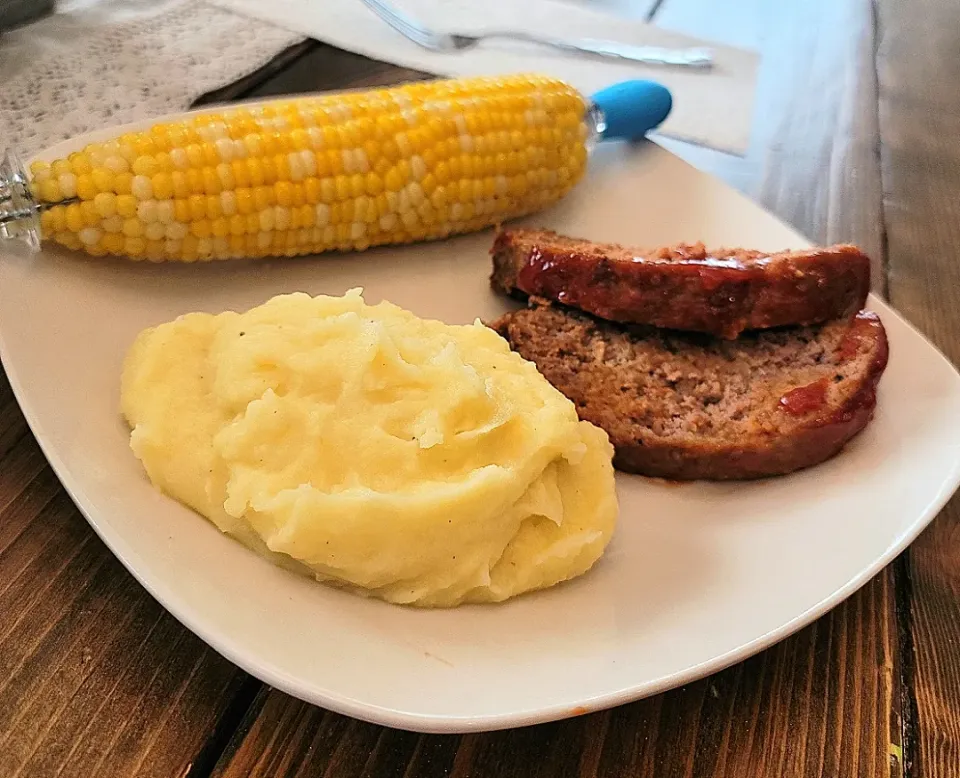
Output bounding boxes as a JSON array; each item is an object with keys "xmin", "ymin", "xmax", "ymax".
[{"xmin": 3, "ymin": 0, "xmax": 959, "ymax": 776}]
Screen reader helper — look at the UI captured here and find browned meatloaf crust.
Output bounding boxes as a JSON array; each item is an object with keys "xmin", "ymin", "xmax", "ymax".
[
  {"xmin": 490, "ymin": 298, "xmax": 889, "ymax": 480},
  {"xmin": 490, "ymin": 229, "xmax": 872, "ymax": 340}
]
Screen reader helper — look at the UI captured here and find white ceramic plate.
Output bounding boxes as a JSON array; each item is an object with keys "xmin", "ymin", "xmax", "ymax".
[{"xmin": 3, "ymin": 124, "xmax": 960, "ymax": 734}]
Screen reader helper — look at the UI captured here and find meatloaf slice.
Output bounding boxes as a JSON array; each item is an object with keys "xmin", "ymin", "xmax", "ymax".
[
  {"xmin": 490, "ymin": 229, "xmax": 871, "ymax": 339},
  {"xmin": 490, "ymin": 298, "xmax": 888, "ymax": 480}
]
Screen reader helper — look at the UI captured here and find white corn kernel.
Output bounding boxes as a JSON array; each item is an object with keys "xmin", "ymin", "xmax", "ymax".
[
  {"xmin": 288, "ymin": 152, "xmax": 305, "ymax": 182},
  {"xmin": 78, "ymin": 227, "xmax": 101, "ymax": 245},
  {"xmin": 220, "ymin": 191, "xmax": 237, "ymax": 216},
  {"xmin": 170, "ymin": 148, "xmax": 189, "ymax": 170},
  {"xmin": 259, "ymin": 208, "xmax": 275, "ymax": 232},
  {"xmin": 156, "ymin": 201, "xmax": 175, "ymax": 224},
  {"xmin": 137, "ymin": 200, "xmax": 159, "ymax": 223},
  {"xmin": 105, "ymin": 156, "xmax": 129, "ymax": 173},
  {"xmin": 299, "ymin": 150, "xmax": 317, "ymax": 177},
  {"xmin": 355, "ymin": 149, "xmax": 370, "ymax": 173},
  {"xmin": 102, "ymin": 216, "xmax": 124, "ymax": 233},
  {"xmin": 410, "ymin": 155, "xmax": 426, "ymax": 181},
  {"xmin": 274, "ymin": 206, "xmax": 291, "ymax": 231},
  {"xmin": 406, "ymin": 182, "xmax": 425, "ymax": 207},
  {"xmin": 144, "ymin": 222, "xmax": 165, "ymax": 241},
  {"xmin": 58, "ymin": 173, "xmax": 77, "ymax": 198},
  {"xmin": 131, "ymin": 175, "xmax": 153, "ymax": 200},
  {"xmin": 216, "ymin": 138, "xmax": 235, "ymax": 162},
  {"xmin": 315, "ymin": 203, "xmax": 330, "ymax": 227},
  {"xmin": 165, "ymin": 222, "xmax": 188, "ymax": 240}
]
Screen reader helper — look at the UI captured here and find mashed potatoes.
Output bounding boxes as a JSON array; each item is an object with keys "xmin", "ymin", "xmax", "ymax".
[{"xmin": 120, "ymin": 290, "xmax": 617, "ymax": 606}]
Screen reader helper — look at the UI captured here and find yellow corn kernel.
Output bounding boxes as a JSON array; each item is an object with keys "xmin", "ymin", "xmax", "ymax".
[
  {"xmin": 132, "ymin": 157, "xmax": 157, "ymax": 177},
  {"xmin": 211, "ymin": 217, "xmax": 229, "ymax": 238},
  {"xmin": 50, "ymin": 159, "xmax": 71, "ymax": 177},
  {"xmin": 232, "ymin": 160, "xmax": 251, "ymax": 188},
  {"xmin": 253, "ymin": 186, "xmax": 274, "ymax": 211},
  {"xmin": 145, "ymin": 240, "xmax": 165, "ymax": 261},
  {"xmin": 275, "ymin": 181, "xmax": 294, "ymax": 207},
  {"xmin": 112, "ymin": 172, "xmax": 132, "ymax": 195},
  {"xmin": 39, "ymin": 178, "xmax": 62, "ymax": 202},
  {"xmin": 91, "ymin": 168, "xmax": 113, "ymax": 192},
  {"xmin": 171, "ymin": 171, "xmax": 190, "ymax": 199},
  {"xmin": 246, "ymin": 157, "xmax": 266, "ymax": 187},
  {"xmin": 202, "ymin": 168, "xmax": 220, "ymax": 196},
  {"xmin": 206, "ymin": 195, "xmax": 222, "ymax": 220},
  {"xmin": 188, "ymin": 195, "xmax": 206, "ymax": 221},
  {"xmin": 236, "ymin": 189, "xmax": 254, "ymax": 215},
  {"xmin": 94, "ymin": 192, "xmax": 117, "ymax": 218},
  {"xmin": 122, "ymin": 218, "xmax": 144, "ymax": 238},
  {"xmin": 80, "ymin": 201, "xmax": 100, "ymax": 227},
  {"xmin": 173, "ymin": 199, "xmax": 190, "ymax": 223},
  {"xmin": 68, "ymin": 154, "xmax": 93, "ymax": 175},
  {"xmin": 102, "ymin": 232, "xmax": 125, "ymax": 254},
  {"xmin": 304, "ymin": 177, "xmax": 321, "ymax": 204},
  {"xmin": 191, "ymin": 220, "xmax": 212, "ymax": 239}
]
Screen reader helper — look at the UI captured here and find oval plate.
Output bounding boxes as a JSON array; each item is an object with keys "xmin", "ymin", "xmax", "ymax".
[{"xmin": 2, "ymin": 118, "xmax": 959, "ymax": 733}]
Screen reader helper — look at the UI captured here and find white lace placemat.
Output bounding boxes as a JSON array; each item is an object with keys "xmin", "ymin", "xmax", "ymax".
[
  {"xmin": 0, "ymin": 0, "xmax": 304, "ymax": 158},
  {"xmin": 211, "ymin": 0, "xmax": 759, "ymax": 155}
]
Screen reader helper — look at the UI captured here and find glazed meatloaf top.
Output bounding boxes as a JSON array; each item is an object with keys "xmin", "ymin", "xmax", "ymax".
[
  {"xmin": 491, "ymin": 229, "xmax": 872, "ymax": 339},
  {"xmin": 490, "ymin": 298, "xmax": 888, "ymax": 480}
]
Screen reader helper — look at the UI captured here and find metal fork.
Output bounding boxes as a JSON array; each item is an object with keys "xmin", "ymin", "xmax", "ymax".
[{"xmin": 358, "ymin": 0, "xmax": 714, "ymax": 70}]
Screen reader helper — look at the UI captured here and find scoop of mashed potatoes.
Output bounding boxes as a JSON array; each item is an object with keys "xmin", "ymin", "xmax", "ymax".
[{"xmin": 120, "ymin": 290, "xmax": 618, "ymax": 606}]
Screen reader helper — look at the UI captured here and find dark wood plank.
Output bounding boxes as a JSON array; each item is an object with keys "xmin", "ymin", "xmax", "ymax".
[
  {"xmin": 212, "ymin": 572, "xmax": 900, "ymax": 778},
  {"xmin": 876, "ymin": 0, "xmax": 960, "ymax": 775},
  {"xmin": 194, "ymin": 43, "xmax": 429, "ymax": 108},
  {"xmin": 0, "ymin": 419, "xmax": 254, "ymax": 778}
]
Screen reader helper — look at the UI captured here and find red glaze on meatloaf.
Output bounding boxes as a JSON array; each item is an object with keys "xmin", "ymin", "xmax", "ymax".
[{"xmin": 491, "ymin": 229, "xmax": 872, "ymax": 340}]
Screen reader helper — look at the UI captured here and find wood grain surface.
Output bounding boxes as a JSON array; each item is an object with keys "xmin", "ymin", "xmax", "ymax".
[
  {"xmin": 0, "ymin": 367, "xmax": 255, "ymax": 778},
  {"xmin": 877, "ymin": 0, "xmax": 960, "ymax": 775},
  {"xmin": 2, "ymin": 0, "xmax": 957, "ymax": 775}
]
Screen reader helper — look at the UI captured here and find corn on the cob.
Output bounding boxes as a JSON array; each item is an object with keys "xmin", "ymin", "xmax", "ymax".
[{"xmin": 30, "ymin": 74, "xmax": 589, "ymax": 262}]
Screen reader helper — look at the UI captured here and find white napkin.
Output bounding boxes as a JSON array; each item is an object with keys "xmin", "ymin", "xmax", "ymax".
[
  {"xmin": 210, "ymin": 0, "xmax": 759, "ymax": 155},
  {"xmin": 0, "ymin": 0, "xmax": 303, "ymax": 157}
]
